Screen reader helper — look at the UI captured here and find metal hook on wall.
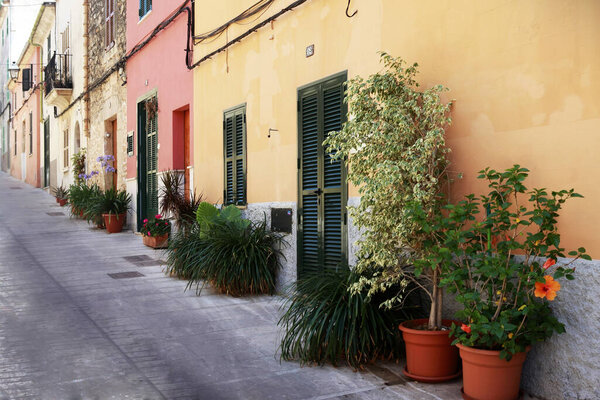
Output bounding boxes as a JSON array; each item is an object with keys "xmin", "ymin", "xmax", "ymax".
[{"xmin": 345, "ymin": 0, "xmax": 357, "ymax": 18}]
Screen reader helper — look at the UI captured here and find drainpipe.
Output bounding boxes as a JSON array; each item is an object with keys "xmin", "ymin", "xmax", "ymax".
[{"xmin": 83, "ymin": 0, "xmax": 89, "ymax": 139}]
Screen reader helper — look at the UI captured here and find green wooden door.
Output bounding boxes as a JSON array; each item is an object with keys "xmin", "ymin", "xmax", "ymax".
[
  {"xmin": 137, "ymin": 98, "xmax": 158, "ymax": 230},
  {"xmin": 297, "ymin": 73, "xmax": 347, "ymax": 278}
]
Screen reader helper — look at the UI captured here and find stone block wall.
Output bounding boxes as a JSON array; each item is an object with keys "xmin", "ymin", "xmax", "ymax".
[{"xmin": 86, "ymin": 0, "xmax": 127, "ymax": 192}]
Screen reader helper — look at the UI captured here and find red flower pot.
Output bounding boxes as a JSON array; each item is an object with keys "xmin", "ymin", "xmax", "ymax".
[
  {"xmin": 143, "ymin": 233, "xmax": 169, "ymax": 249},
  {"xmin": 103, "ymin": 213, "xmax": 126, "ymax": 233},
  {"xmin": 457, "ymin": 344, "xmax": 529, "ymax": 400},
  {"xmin": 58, "ymin": 199, "xmax": 67, "ymax": 206},
  {"xmin": 55, "ymin": 197, "xmax": 60, "ymax": 203},
  {"xmin": 399, "ymin": 319, "xmax": 461, "ymax": 382}
]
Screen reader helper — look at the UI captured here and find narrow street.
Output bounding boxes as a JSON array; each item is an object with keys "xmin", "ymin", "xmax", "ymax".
[{"xmin": 0, "ymin": 171, "xmax": 462, "ymax": 400}]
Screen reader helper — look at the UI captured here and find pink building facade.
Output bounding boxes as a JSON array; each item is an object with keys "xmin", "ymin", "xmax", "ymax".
[
  {"xmin": 9, "ymin": 47, "xmax": 41, "ymax": 188},
  {"xmin": 126, "ymin": 0, "xmax": 194, "ymax": 230}
]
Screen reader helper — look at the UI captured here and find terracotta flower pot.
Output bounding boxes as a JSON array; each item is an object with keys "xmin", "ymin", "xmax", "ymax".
[
  {"xmin": 58, "ymin": 198, "xmax": 67, "ymax": 206},
  {"xmin": 398, "ymin": 319, "xmax": 461, "ymax": 382},
  {"xmin": 457, "ymin": 344, "xmax": 529, "ymax": 400},
  {"xmin": 55, "ymin": 197, "xmax": 60, "ymax": 203},
  {"xmin": 143, "ymin": 233, "xmax": 169, "ymax": 249},
  {"xmin": 103, "ymin": 213, "xmax": 126, "ymax": 233}
]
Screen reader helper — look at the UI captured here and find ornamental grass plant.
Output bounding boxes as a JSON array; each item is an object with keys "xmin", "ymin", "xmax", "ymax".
[
  {"xmin": 165, "ymin": 203, "xmax": 284, "ymax": 296},
  {"xmin": 278, "ymin": 269, "xmax": 424, "ymax": 369},
  {"xmin": 412, "ymin": 165, "xmax": 590, "ymax": 359}
]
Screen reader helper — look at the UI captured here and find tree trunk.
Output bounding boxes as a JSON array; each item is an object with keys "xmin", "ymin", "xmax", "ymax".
[{"xmin": 428, "ymin": 268, "xmax": 438, "ymax": 330}]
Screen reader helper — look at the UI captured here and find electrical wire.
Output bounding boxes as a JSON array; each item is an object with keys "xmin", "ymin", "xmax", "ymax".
[
  {"xmin": 193, "ymin": 0, "xmax": 275, "ymax": 44},
  {"xmin": 188, "ymin": 0, "xmax": 310, "ymax": 70}
]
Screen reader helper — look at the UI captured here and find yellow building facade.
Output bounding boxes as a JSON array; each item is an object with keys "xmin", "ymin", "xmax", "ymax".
[{"xmin": 192, "ymin": 2, "xmax": 599, "ymax": 397}]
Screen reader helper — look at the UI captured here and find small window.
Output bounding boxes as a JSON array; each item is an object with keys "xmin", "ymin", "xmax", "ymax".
[
  {"xmin": 139, "ymin": 0, "xmax": 152, "ymax": 19},
  {"xmin": 223, "ymin": 105, "xmax": 246, "ymax": 205},
  {"xmin": 105, "ymin": 0, "xmax": 115, "ymax": 49},
  {"xmin": 63, "ymin": 129, "xmax": 69, "ymax": 169}
]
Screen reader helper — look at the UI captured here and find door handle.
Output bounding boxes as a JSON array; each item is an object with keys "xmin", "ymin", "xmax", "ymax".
[{"xmin": 313, "ymin": 188, "xmax": 323, "ymax": 196}]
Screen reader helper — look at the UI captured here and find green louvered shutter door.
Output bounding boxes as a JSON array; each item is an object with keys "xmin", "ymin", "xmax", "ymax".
[
  {"xmin": 322, "ymin": 81, "xmax": 346, "ymax": 271},
  {"xmin": 299, "ymin": 90, "xmax": 320, "ymax": 276},
  {"xmin": 298, "ymin": 73, "xmax": 347, "ymax": 279},
  {"xmin": 146, "ymin": 105, "xmax": 158, "ymax": 218},
  {"xmin": 223, "ymin": 106, "xmax": 246, "ymax": 205}
]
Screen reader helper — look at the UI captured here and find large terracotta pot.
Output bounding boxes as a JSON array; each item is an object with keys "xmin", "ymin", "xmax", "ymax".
[
  {"xmin": 457, "ymin": 344, "xmax": 529, "ymax": 400},
  {"xmin": 58, "ymin": 198, "xmax": 67, "ymax": 206},
  {"xmin": 103, "ymin": 213, "xmax": 126, "ymax": 233},
  {"xmin": 143, "ymin": 233, "xmax": 169, "ymax": 249},
  {"xmin": 399, "ymin": 319, "xmax": 461, "ymax": 382}
]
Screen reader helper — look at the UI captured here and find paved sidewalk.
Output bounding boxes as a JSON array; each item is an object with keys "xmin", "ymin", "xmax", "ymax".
[{"xmin": 0, "ymin": 172, "xmax": 468, "ymax": 399}]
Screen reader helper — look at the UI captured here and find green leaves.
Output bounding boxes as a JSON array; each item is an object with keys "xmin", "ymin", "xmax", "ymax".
[
  {"xmin": 441, "ymin": 166, "xmax": 588, "ymax": 358},
  {"xmin": 165, "ymin": 218, "xmax": 284, "ymax": 296},
  {"xmin": 323, "ymin": 53, "xmax": 452, "ymax": 313},
  {"xmin": 278, "ymin": 269, "xmax": 414, "ymax": 369}
]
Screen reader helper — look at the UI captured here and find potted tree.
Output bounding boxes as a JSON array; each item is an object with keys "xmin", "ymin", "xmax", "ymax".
[
  {"xmin": 142, "ymin": 214, "xmax": 171, "ymax": 248},
  {"xmin": 325, "ymin": 53, "xmax": 459, "ymax": 382},
  {"xmin": 432, "ymin": 165, "xmax": 589, "ymax": 400}
]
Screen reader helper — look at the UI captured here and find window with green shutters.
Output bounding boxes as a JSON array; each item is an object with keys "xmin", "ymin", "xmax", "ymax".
[
  {"xmin": 139, "ymin": 0, "xmax": 152, "ymax": 19},
  {"xmin": 223, "ymin": 105, "xmax": 246, "ymax": 206},
  {"xmin": 297, "ymin": 73, "xmax": 348, "ymax": 278}
]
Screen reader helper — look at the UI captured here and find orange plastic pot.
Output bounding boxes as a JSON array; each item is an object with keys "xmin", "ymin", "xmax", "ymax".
[
  {"xmin": 457, "ymin": 344, "xmax": 529, "ymax": 400},
  {"xmin": 399, "ymin": 319, "xmax": 461, "ymax": 382},
  {"xmin": 103, "ymin": 213, "xmax": 126, "ymax": 233},
  {"xmin": 143, "ymin": 233, "xmax": 169, "ymax": 249}
]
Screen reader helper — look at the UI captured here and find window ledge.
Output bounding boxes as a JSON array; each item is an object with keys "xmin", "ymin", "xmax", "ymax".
[{"xmin": 138, "ymin": 10, "xmax": 152, "ymax": 24}]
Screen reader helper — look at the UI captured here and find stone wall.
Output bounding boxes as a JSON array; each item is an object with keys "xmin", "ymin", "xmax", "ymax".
[
  {"xmin": 87, "ymin": 0, "xmax": 127, "ymax": 192},
  {"xmin": 242, "ymin": 202, "xmax": 297, "ymax": 293},
  {"xmin": 520, "ymin": 258, "xmax": 600, "ymax": 400}
]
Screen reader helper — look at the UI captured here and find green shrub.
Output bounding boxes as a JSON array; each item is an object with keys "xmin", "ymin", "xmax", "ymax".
[
  {"xmin": 81, "ymin": 185, "xmax": 105, "ymax": 226},
  {"xmin": 166, "ymin": 208, "xmax": 284, "ymax": 296},
  {"xmin": 164, "ymin": 224, "xmax": 203, "ymax": 279},
  {"xmin": 279, "ymin": 269, "xmax": 422, "ymax": 369}
]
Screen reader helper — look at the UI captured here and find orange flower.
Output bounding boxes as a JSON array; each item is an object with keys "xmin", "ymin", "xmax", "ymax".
[
  {"xmin": 461, "ymin": 324, "xmax": 471, "ymax": 334},
  {"xmin": 542, "ymin": 259, "xmax": 556, "ymax": 270},
  {"xmin": 535, "ymin": 275, "xmax": 560, "ymax": 301}
]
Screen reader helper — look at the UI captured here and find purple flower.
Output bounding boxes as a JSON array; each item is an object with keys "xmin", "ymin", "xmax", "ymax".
[
  {"xmin": 105, "ymin": 166, "xmax": 116, "ymax": 173},
  {"xmin": 96, "ymin": 156, "xmax": 102, "ymax": 162}
]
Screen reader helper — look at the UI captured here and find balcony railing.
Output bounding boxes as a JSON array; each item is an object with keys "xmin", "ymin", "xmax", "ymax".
[{"xmin": 44, "ymin": 53, "xmax": 73, "ymax": 95}]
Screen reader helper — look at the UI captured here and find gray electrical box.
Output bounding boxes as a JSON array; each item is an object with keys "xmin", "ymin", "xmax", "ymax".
[{"xmin": 271, "ymin": 208, "xmax": 293, "ymax": 233}]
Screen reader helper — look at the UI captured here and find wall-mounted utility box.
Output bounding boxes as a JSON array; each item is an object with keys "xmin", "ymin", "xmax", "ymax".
[{"xmin": 271, "ymin": 208, "xmax": 293, "ymax": 234}]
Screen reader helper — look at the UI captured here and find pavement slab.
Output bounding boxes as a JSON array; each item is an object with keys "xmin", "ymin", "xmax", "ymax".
[{"xmin": 0, "ymin": 172, "xmax": 514, "ymax": 400}]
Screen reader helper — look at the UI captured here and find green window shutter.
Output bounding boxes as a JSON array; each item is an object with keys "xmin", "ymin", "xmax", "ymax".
[
  {"xmin": 223, "ymin": 106, "xmax": 246, "ymax": 205},
  {"xmin": 298, "ymin": 73, "xmax": 347, "ymax": 278},
  {"xmin": 22, "ymin": 68, "xmax": 31, "ymax": 92},
  {"xmin": 146, "ymin": 103, "xmax": 158, "ymax": 218}
]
